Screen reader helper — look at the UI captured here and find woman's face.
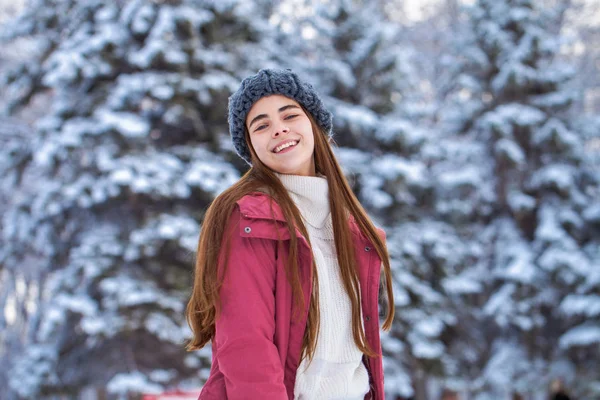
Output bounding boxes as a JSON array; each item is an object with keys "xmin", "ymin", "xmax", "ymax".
[{"xmin": 246, "ymin": 94, "xmax": 315, "ymax": 176}]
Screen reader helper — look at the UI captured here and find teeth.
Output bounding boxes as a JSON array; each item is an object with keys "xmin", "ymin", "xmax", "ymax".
[{"xmin": 275, "ymin": 141, "xmax": 298, "ymax": 153}]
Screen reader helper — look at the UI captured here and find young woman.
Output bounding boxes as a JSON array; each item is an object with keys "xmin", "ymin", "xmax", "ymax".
[{"xmin": 186, "ymin": 68, "xmax": 394, "ymax": 400}]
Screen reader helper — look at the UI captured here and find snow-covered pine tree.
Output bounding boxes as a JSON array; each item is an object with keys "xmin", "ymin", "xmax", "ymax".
[
  {"xmin": 442, "ymin": 0, "xmax": 600, "ymax": 397},
  {"xmin": 0, "ymin": 0, "xmax": 281, "ymax": 398}
]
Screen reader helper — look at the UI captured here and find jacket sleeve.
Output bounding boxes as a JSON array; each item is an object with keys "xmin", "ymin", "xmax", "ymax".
[{"xmin": 214, "ymin": 205, "xmax": 287, "ymax": 399}]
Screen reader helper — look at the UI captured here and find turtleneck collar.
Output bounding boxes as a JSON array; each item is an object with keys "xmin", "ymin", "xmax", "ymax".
[{"xmin": 274, "ymin": 172, "xmax": 330, "ymax": 229}]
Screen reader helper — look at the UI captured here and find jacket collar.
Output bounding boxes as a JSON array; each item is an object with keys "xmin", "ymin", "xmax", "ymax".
[{"xmin": 237, "ymin": 192, "xmax": 366, "ymax": 240}]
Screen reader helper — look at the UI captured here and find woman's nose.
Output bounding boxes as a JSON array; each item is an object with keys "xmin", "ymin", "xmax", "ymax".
[{"xmin": 273, "ymin": 124, "xmax": 289, "ymax": 137}]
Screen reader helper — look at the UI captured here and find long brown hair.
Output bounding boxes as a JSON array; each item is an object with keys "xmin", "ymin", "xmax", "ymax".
[{"xmin": 185, "ymin": 105, "xmax": 394, "ymax": 366}]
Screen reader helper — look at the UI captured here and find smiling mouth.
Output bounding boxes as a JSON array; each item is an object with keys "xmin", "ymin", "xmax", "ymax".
[{"xmin": 273, "ymin": 140, "xmax": 299, "ymax": 153}]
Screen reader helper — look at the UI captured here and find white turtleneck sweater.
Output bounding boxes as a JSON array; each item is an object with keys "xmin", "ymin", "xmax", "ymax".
[{"xmin": 274, "ymin": 172, "xmax": 369, "ymax": 400}]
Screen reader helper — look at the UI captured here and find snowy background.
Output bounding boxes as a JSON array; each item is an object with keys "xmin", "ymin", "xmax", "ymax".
[{"xmin": 0, "ymin": 0, "xmax": 599, "ymax": 399}]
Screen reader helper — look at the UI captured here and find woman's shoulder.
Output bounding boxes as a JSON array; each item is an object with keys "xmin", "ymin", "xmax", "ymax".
[
  {"xmin": 209, "ymin": 188, "xmax": 276, "ymax": 216},
  {"xmin": 234, "ymin": 190, "xmax": 285, "ymax": 222},
  {"xmin": 376, "ymin": 226, "xmax": 386, "ymax": 241},
  {"xmin": 348, "ymin": 213, "xmax": 387, "ymax": 241}
]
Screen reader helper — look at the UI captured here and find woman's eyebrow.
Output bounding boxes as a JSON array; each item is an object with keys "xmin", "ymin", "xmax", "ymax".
[{"xmin": 248, "ymin": 104, "xmax": 300, "ymax": 130}]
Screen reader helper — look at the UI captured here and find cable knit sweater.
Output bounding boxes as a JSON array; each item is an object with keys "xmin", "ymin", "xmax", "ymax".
[{"xmin": 275, "ymin": 172, "xmax": 369, "ymax": 400}]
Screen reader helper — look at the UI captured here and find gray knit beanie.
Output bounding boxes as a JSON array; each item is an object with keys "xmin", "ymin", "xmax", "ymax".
[{"xmin": 227, "ymin": 68, "xmax": 333, "ymax": 165}]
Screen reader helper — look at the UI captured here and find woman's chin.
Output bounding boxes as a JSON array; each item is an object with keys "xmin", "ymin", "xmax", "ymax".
[
  {"xmin": 276, "ymin": 165, "xmax": 314, "ymax": 176},
  {"xmin": 264, "ymin": 153, "xmax": 314, "ymax": 176}
]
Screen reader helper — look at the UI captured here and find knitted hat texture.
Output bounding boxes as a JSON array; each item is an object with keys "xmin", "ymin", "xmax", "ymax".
[{"xmin": 227, "ymin": 68, "xmax": 333, "ymax": 165}]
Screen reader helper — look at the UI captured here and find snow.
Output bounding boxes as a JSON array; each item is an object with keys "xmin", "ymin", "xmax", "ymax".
[
  {"xmin": 492, "ymin": 60, "xmax": 538, "ymax": 94},
  {"xmin": 535, "ymin": 204, "xmax": 570, "ymax": 243},
  {"xmin": 392, "ymin": 281, "xmax": 410, "ymax": 307},
  {"xmin": 483, "ymin": 284, "xmax": 515, "ymax": 327},
  {"xmin": 437, "ymin": 165, "xmax": 481, "ymax": 190},
  {"xmin": 55, "ymin": 293, "xmax": 97, "ymax": 316},
  {"xmin": 374, "ymin": 154, "xmax": 427, "ymax": 184},
  {"xmin": 559, "ymin": 324, "xmax": 600, "ymax": 348},
  {"xmin": 410, "ymin": 337, "xmax": 445, "ymax": 359},
  {"xmin": 477, "ymin": 103, "xmax": 546, "ymax": 138},
  {"xmin": 110, "ymin": 168, "xmax": 134, "ymax": 184},
  {"xmin": 37, "ymin": 304, "xmax": 65, "ymax": 341},
  {"xmin": 184, "ymin": 159, "xmax": 240, "ymax": 195},
  {"xmin": 415, "ymin": 317, "xmax": 445, "ymax": 337},
  {"xmin": 533, "ymin": 118, "xmax": 581, "ymax": 151},
  {"xmin": 107, "ymin": 371, "xmax": 163, "ymax": 395},
  {"xmin": 383, "ymin": 356, "xmax": 414, "ymax": 397},
  {"xmin": 130, "ymin": 4, "xmax": 156, "ymax": 35},
  {"xmin": 146, "ymin": 312, "xmax": 189, "ymax": 343},
  {"xmin": 41, "ymin": 50, "xmax": 83, "ymax": 87},
  {"xmin": 538, "ymin": 246, "xmax": 590, "ymax": 278},
  {"xmin": 530, "ymin": 90, "xmax": 576, "ymax": 109},
  {"xmin": 334, "ymin": 147, "xmax": 371, "ymax": 175},
  {"xmin": 560, "ymin": 294, "xmax": 600, "ymax": 318},
  {"xmin": 94, "ymin": 108, "xmax": 151, "ymax": 138},
  {"xmin": 500, "ymin": 246, "xmax": 537, "ymax": 284},
  {"xmin": 478, "ymin": 342, "xmax": 546, "ymax": 395},
  {"xmin": 151, "ymin": 85, "xmax": 175, "ymax": 100},
  {"xmin": 495, "ymin": 138, "xmax": 525, "ymax": 165},
  {"xmin": 80, "ymin": 316, "xmax": 109, "ymax": 336},
  {"xmin": 330, "ymin": 100, "xmax": 378, "ymax": 136},
  {"xmin": 100, "ymin": 276, "xmax": 182, "ymax": 312},
  {"xmin": 507, "ymin": 190, "xmax": 536, "ymax": 214},
  {"xmin": 149, "ymin": 369, "xmax": 178, "ymax": 383},
  {"xmin": 583, "ymin": 204, "xmax": 600, "ymax": 223},
  {"xmin": 360, "ymin": 174, "xmax": 393, "ymax": 209},
  {"xmin": 443, "ymin": 274, "xmax": 483, "ymax": 294},
  {"xmin": 8, "ymin": 345, "xmax": 58, "ymax": 398}
]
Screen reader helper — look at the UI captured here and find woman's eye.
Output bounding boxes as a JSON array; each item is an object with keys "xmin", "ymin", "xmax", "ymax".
[
  {"xmin": 285, "ymin": 114, "xmax": 298, "ymax": 120},
  {"xmin": 255, "ymin": 124, "xmax": 268, "ymax": 131}
]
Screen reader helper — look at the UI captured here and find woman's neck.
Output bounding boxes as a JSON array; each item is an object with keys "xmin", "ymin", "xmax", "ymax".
[{"xmin": 274, "ymin": 172, "xmax": 330, "ymax": 229}]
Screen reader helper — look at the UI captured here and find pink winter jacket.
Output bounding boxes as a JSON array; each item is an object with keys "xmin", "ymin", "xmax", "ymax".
[{"xmin": 198, "ymin": 192, "xmax": 386, "ymax": 400}]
